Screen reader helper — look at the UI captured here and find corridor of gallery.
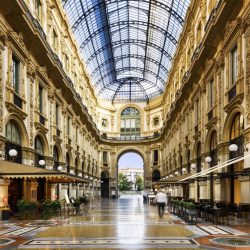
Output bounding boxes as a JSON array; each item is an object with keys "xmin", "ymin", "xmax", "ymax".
[{"xmin": 0, "ymin": 196, "xmax": 250, "ymax": 250}]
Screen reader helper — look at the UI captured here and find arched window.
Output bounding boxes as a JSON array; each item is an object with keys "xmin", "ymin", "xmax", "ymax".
[
  {"xmin": 5, "ymin": 121, "xmax": 22, "ymax": 163},
  {"xmin": 196, "ymin": 142, "xmax": 201, "ymax": 172},
  {"xmin": 210, "ymin": 132, "xmax": 217, "ymax": 167},
  {"xmin": 230, "ymin": 113, "xmax": 243, "ymax": 157},
  {"xmin": 75, "ymin": 158, "xmax": 79, "ymax": 175},
  {"xmin": 66, "ymin": 152, "xmax": 70, "ymax": 173},
  {"xmin": 210, "ymin": 132, "xmax": 217, "ymax": 151},
  {"xmin": 35, "ymin": 136, "xmax": 44, "ymax": 155},
  {"xmin": 6, "ymin": 121, "xmax": 21, "ymax": 145},
  {"xmin": 230, "ymin": 113, "xmax": 241, "ymax": 140},
  {"xmin": 35, "ymin": 136, "xmax": 44, "ymax": 168},
  {"xmin": 120, "ymin": 107, "xmax": 140, "ymax": 139},
  {"xmin": 53, "ymin": 146, "xmax": 59, "ymax": 169}
]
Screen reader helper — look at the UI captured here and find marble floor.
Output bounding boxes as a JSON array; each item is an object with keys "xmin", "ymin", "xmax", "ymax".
[{"xmin": 0, "ymin": 196, "xmax": 250, "ymax": 249}]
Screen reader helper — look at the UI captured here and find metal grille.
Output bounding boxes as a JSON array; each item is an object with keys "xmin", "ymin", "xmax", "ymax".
[{"xmin": 62, "ymin": 0, "xmax": 190, "ymax": 102}]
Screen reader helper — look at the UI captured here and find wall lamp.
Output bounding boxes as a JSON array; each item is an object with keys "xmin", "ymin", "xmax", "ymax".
[
  {"xmin": 57, "ymin": 166, "xmax": 63, "ymax": 171},
  {"xmin": 205, "ymin": 156, "xmax": 212, "ymax": 163},
  {"xmin": 9, "ymin": 149, "xmax": 17, "ymax": 157},
  {"xmin": 229, "ymin": 144, "xmax": 238, "ymax": 152},
  {"xmin": 191, "ymin": 163, "xmax": 196, "ymax": 170},
  {"xmin": 39, "ymin": 159, "xmax": 46, "ymax": 166}
]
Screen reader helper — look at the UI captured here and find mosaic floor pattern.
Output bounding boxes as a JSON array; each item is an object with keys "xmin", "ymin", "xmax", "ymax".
[
  {"xmin": 20, "ymin": 237, "xmax": 199, "ymax": 249},
  {"xmin": 0, "ymin": 197, "xmax": 249, "ymax": 249}
]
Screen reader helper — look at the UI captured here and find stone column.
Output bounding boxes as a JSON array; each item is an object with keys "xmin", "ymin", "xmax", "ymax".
[
  {"xmin": 76, "ymin": 183, "xmax": 79, "ymax": 198},
  {"xmin": 189, "ymin": 182, "xmax": 195, "ymax": 200},
  {"xmin": 23, "ymin": 179, "xmax": 27, "ymax": 200},
  {"xmin": 26, "ymin": 181, "xmax": 38, "ymax": 202},
  {"xmin": 51, "ymin": 184, "xmax": 57, "ymax": 200},
  {"xmin": 0, "ymin": 179, "xmax": 10, "ymax": 207}
]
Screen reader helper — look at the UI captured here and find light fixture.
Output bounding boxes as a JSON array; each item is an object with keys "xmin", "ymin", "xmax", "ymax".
[
  {"xmin": 170, "ymin": 174, "xmax": 173, "ymax": 178},
  {"xmin": 205, "ymin": 156, "xmax": 212, "ymax": 163},
  {"xmin": 70, "ymin": 170, "xmax": 74, "ymax": 175},
  {"xmin": 182, "ymin": 167, "xmax": 186, "ymax": 173},
  {"xmin": 229, "ymin": 144, "xmax": 238, "ymax": 152},
  {"xmin": 166, "ymin": 175, "xmax": 169, "ymax": 178},
  {"xmin": 57, "ymin": 166, "xmax": 63, "ymax": 171},
  {"xmin": 95, "ymin": 178, "xmax": 97, "ymax": 181},
  {"xmin": 9, "ymin": 149, "xmax": 17, "ymax": 157},
  {"xmin": 90, "ymin": 176, "xmax": 93, "ymax": 180},
  {"xmin": 191, "ymin": 163, "xmax": 196, "ymax": 169},
  {"xmin": 175, "ymin": 171, "xmax": 179, "ymax": 175},
  {"xmin": 38, "ymin": 159, "xmax": 45, "ymax": 166},
  {"xmin": 85, "ymin": 175, "xmax": 88, "ymax": 178},
  {"xmin": 78, "ymin": 173, "xmax": 82, "ymax": 177}
]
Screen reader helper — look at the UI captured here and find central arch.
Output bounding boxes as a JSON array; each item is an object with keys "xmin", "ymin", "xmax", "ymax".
[{"xmin": 115, "ymin": 146, "xmax": 147, "ymax": 197}]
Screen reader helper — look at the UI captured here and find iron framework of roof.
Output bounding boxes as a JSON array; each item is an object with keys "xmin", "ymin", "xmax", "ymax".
[{"xmin": 62, "ymin": 0, "xmax": 190, "ymax": 102}]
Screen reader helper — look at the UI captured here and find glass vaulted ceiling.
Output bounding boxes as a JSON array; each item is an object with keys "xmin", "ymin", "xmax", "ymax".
[{"xmin": 62, "ymin": 0, "xmax": 190, "ymax": 102}]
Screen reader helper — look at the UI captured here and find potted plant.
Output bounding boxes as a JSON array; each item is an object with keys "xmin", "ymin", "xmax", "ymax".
[
  {"xmin": 41, "ymin": 200, "xmax": 61, "ymax": 219},
  {"xmin": 71, "ymin": 197, "xmax": 81, "ymax": 215},
  {"xmin": 17, "ymin": 200, "xmax": 37, "ymax": 219},
  {"xmin": 184, "ymin": 202, "xmax": 198, "ymax": 224}
]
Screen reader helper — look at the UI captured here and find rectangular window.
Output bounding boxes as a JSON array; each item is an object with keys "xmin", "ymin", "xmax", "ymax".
[
  {"xmin": 195, "ymin": 99, "xmax": 200, "ymax": 124},
  {"xmin": 34, "ymin": 0, "xmax": 42, "ymax": 22},
  {"xmin": 231, "ymin": 46, "xmax": 238, "ymax": 85},
  {"xmin": 154, "ymin": 117, "xmax": 159, "ymax": 126},
  {"xmin": 52, "ymin": 30, "xmax": 58, "ymax": 51},
  {"xmin": 76, "ymin": 127, "xmax": 78, "ymax": 143},
  {"xmin": 12, "ymin": 56, "xmax": 19, "ymax": 93},
  {"xmin": 64, "ymin": 54, "xmax": 69, "ymax": 72},
  {"xmin": 102, "ymin": 118, "xmax": 107, "ymax": 127},
  {"xmin": 55, "ymin": 104, "xmax": 59, "ymax": 127},
  {"xmin": 153, "ymin": 150, "xmax": 158, "ymax": 163},
  {"xmin": 103, "ymin": 151, "xmax": 108, "ymax": 164},
  {"xmin": 38, "ymin": 85, "xmax": 43, "ymax": 114},
  {"xmin": 67, "ymin": 116, "xmax": 70, "ymax": 136},
  {"xmin": 209, "ymin": 79, "xmax": 214, "ymax": 109},
  {"xmin": 73, "ymin": 72, "xmax": 77, "ymax": 85}
]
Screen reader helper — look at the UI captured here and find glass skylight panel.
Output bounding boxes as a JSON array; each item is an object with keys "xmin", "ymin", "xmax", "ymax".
[{"xmin": 62, "ymin": 0, "xmax": 191, "ymax": 102}]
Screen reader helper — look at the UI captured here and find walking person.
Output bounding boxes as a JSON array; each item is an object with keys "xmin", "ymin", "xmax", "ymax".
[{"xmin": 155, "ymin": 189, "xmax": 167, "ymax": 218}]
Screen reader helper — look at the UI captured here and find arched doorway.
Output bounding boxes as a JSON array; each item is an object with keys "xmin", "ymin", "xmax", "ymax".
[
  {"xmin": 152, "ymin": 169, "xmax": 161, "ymax": 182},
  {"xmin": 6, "ymin": 120, "xmax": 23, "ymax": 213},
  {"xmin": 101, "ymin": 171, "xmax": 109, "ymax": 198},
  {"xmin": 229, "ymin": 112, "xmax": 243, "ymax": 204},
  {"xmin": 117, "ymin": 151, "xmax": 144, "ymax": 197}
]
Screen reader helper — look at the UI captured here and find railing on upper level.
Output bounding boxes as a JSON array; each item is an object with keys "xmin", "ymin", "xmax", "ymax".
[
  {"xmin": 204, "ymin": 0, "xmax": 223, "ymax": 32},
  {"xmin": 101, "ymin": 133, "xmax": 161, "ymax": 141},
  {"xmin": 19, "ymin": 0, "xmax": 98, "ymax": 132}
]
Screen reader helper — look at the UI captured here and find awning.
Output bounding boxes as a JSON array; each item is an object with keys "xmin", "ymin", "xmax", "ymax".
[
  {"xmin": 179, "ymin": 153, "xmax": 250, "ymax": 182},
  {"xmin": 155, "ymin": 173, "xmax": 192, "ymax": 185},
  {"xmin": 0, "ymin": 160, "xmax": 91, "ymax": 183}
]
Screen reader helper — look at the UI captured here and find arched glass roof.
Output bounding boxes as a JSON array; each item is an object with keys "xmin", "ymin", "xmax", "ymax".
[{"xmin": 62, "ymin": 0, "xmax": 190, "ymax": 102}]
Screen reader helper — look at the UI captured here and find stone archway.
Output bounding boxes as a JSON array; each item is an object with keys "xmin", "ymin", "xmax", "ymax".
[{"xmin": 115, "ymin": 146, "xmax": 147, "ymax": 196}]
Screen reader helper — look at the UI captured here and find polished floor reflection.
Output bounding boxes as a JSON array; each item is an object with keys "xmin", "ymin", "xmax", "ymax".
[{"xmin": 0, "ymin": 196, "xmax": 250, "ymax": 249}]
